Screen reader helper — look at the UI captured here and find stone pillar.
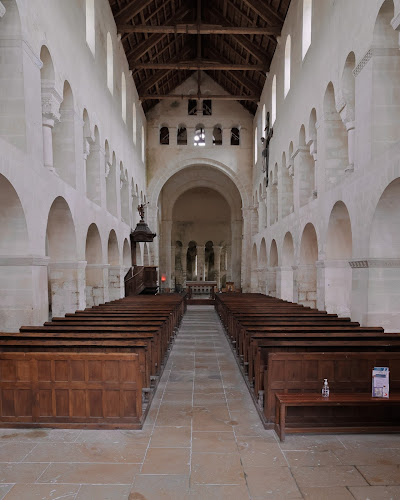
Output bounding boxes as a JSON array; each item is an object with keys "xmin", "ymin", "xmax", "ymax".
[
  {"xmin": 162, "ymin": 220, "xmax": 172, "ymax": 290},
  {"xmin": 296, "ymin": 264, "xmax": 317, "ymax": 308},
  {"xmin": 85, "ymin": 263, "xmax": 108, "ymax": 307},
  {"xmin": 0, "ymin": 256, "xmax": 49, "ymax": 331},
  {"xmin": 49, "ymin": 261, "xmax": 86, "ymax": 317},
  {"xmin": 213, "ymin": 245, "xmax": 222, "ymax": 289},
  {"xmin": 266, "ymin": 266, "xmax": 276, "ymax": 297},
  {"xmin": 276, "ymin": 266, "xmax": 294, "ymax": 302},
  {"xmin": 231, "ymin": 219, "xmax": 242, "ymax": 288},
  {"xmin": 309, "ymin": 139, "xmax": 318, "ymax": 198},
  {"xmin": 205, "ymin": 126, "xmax": 213, "ymax": 147},
  {"xmin": 345, "ymin": 120, "xmax": 355, "ymax": 172},
  {"xmin": 258, "ymin": 268, "xmax": 267, "ymax": 295},
  {"xmin": 197, "ymin": 245, "xmax": 206, "ymax": 281},
  {"xmin": 351, "ymin": 258, "xmax": 400, "ymax": 332},
  {"xmin": 317, "ymin": 260, "xmax": 352, "ymax": 316},
  {"xmin": 108, "ymin": 265, "xmax": 124, "ymax": 301},
  {"xmin": 241, "ymin": 208, "xmax": 251, "ymax": 291},
  {"xmin": 41, "ymin": 88, "xmax": 62, "ymax": 171},
  {"xmin": 222, "ymin": 127, "xmax": 231, "ymax": 146},
  {"xmin": 181, "ymin": 245, "xmax": 187, "ymax": 287},
  {"xmin": 147, "ymin": 203, "xmax": 159, "ymax": 267},
  {"xmin": 170, "ymin": 244, "xmax": 175, "ymax": 291}
]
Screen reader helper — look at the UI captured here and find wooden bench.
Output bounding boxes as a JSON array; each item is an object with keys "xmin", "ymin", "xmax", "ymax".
[
  {"xmin": 0, "ymin": 294, "xmax": 185, "ymax": 429},
  {"xmin": 275, "ymin": 392, "xmax": 400, "ymax": 441}
]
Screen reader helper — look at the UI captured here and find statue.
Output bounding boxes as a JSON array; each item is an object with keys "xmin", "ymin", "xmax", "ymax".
[
  {"xmin": 137, "ymin": 204, "xmax": 145, "ymax": 221},
  {"xmin": 262, "ymin": 111, "xmax": 274, "ymax": 186}
]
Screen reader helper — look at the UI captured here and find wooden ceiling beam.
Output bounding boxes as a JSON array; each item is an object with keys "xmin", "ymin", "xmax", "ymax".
[
  {"xmin": 133, "ymin": 61, "xmax": 266, "ymax": 71},
  {"xmin": 118, "ymin": 23, "xmax": 281, "ymax": 35},
  {"xmin": 114, "ymin": 0, "xmax": 155, "ymax": 25},
  {"xmin": 136, "ymin": 47, "xmax": 192, "ymax": 94},
  {"xmin": 208, "ymin": 7, "xmax": 273, "ymax": 65},
  {"xmin": 140, "ymin": 93, "xmax": 259, "ymax": 101},
  {"xmin": 206, "ymin": 46, "xmax": 262, "ymax": 96},
  {"xmin": 126, "ymin": 5, "xmax": 191, "ymax": 61},
  {"xmin": 241, "ymin": 0, "xmax": 284, "ymax": 26}
]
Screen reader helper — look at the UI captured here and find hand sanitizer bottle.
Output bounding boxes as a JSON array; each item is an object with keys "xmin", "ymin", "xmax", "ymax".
[{"xmin": 322, "ymin": 379, "xmax": 329, "ymax": 398}]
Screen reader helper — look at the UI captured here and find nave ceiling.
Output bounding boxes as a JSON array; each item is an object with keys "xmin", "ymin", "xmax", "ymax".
[{"xmin": 108, "ymin": 0, "xmax": 291, "ymax": 114}]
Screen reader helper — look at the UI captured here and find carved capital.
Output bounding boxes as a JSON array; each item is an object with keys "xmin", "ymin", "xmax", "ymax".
[
  {"xmin": 105, "ymin": 161, "xmax": 111, "ymax": 177},
  {"xmin": 41, "ymin": 87, "xmax": 62, "ymax": 124}
]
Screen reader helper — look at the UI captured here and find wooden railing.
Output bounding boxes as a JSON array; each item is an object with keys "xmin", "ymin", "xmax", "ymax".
[{"xmin": 124, "ymin": 266, "xmax": 158, "ymax": 296}]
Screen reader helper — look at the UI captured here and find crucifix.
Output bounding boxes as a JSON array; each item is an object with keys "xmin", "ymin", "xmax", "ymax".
[
  {"xmin": 137, "ymin": 204, "xmax": 145, "ymax": 221},
  {"xmin": 262, "ymin": 111, "xmax": 273, "ymax": 187}
]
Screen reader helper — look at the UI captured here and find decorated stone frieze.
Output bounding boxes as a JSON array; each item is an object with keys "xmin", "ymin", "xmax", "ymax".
[{"xmin": 349, "ymin": 259, "xmax": 400, "ymax": 268}]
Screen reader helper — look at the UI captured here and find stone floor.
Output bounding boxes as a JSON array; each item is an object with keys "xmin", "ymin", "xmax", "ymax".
[{"xmin": 0, "ymin": 305, "xmax": 400, "ymax": 499}]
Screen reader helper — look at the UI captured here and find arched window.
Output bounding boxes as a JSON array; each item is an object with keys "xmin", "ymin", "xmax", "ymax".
[
  {"xmin": 107, "ymin": 33, "xmax": 113, "ymax": 94},
  {"xmin": 231, "ymin": 127, "xmax": 240, "ymax": 146},
  {"xmin": 160, "ymin": 126, "xmax": 169, "ymax": 145},
  {"xmin": 302, "ymin": 0, "xmax": 312, "ymax": 59},
  {"xmin": 132, "ymin": 103, "xmax": 137, "ymax": 144},
  {"xmin": 254, "ymin": 127, "xmax": 258, "ymax": 164},
  {"xmin": 86, "ymin": 0, "xmax": 95, "ymax": 55},
  {"xmin": 121, "ymin": 72, "xmax": 126, "ymax": 122},
  {"xmin": 177, "ymin": 125, "xmax": 187, "ymax": 145},
  {"xmin": 272, "ymin": 75, "xmax": 277, "ymax": 125},
  {"xmin": 284, "ymin": 35, "xmax": 291, "ymax": 97},
  {"xmin": 141, "ymin": 125, "xmax": 145, "ymax": 162},
  {"xmin": 213, "ymin": 125, "xmax": 222, "ymax": 145},
  {"xmin": 194, "ymin": 125, "xmax": 205, "ymax": 146}
]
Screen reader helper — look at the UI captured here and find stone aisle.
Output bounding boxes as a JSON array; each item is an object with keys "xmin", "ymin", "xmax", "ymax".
[{"xmin": 0, "ymin": 306, "xmax": 400, "ymax": 499}]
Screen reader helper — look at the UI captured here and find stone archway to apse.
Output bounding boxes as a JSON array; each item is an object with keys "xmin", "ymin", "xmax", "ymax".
[{"xmin": 157, "ymin": 165, "xmax": 243, "ymax": 291}]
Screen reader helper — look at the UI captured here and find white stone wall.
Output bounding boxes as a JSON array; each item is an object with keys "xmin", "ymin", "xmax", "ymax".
[
  {"xmin": 0, "ymin": 0, "xmax": 146, "ymax": 331},
  {"xmin": 252, "ymin": 0, "xmax": 400, "ymax": 330},
  {"xmin": 146, "ymin": 73, "xmax": 254, "ymax": 291}
]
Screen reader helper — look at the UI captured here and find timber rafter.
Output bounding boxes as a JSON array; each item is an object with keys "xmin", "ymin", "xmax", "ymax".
[{"xmin": 108, "ymin": 0, "xmax": 291, "ymax": 114}]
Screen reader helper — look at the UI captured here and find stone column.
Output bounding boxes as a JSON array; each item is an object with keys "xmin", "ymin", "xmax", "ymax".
[
  {"xmin": 345, "ymin": 120, "xmax": 355, "ymax": 173},
  {"xmin": 266, "ymin": 266, "xmax": 276, "ymax": 297},
  {"xmin": 108, "ymin": 265, "xmax": 125, "ymax": 301},
  {"xmin": 309, "ymin": 139, "xmax": 318, "ymax": 198},
  {"xmin": 41, "ymin": 88, "xmax": 62, "ymax": 171},
  {"xmin": 170, "ymin": 244, "xmax": 175, "ymax": 291},
  {"xmin": 317, "ymin": 260, "xmax": 352, "ymax": 316},
  {"xmin": 296, "ymin": 264, "xmax": 317, "ymax": 308},
  {"xmin": 181, "ymin": 245, "xmax": 187, "ymax": 287},
  {"xmin": 163, "ymin": 220, "xmax": 172, "ymax": 291},
  {"xmin": 351, "ymin": 258, "xmax": 400, "ymax": 332},
  {"xmin": 85, "ymin": 263, "xmax": 108, "ymax": 307},
  {"xmin": 197, "ymin": 245, "xmax": 206, "ymax": 281},
  {"xmin": 49, "ymin": 261, "xmax": 86, "ymax": 317},
  {"xmin": 276, "ymin": 266, "xmax": 294, "ymax": 302},
  {"xmin": 231, "ymin": 219, "xmax": 243, "ymax": 288},
  {"xmin": 241, "ymin": 208, "xmax": 251, "ymax": 291},
  {"xmin": 213, "ymin": 245, "xmax": 222, "ymax": 289},
  {"xmin": 147, "ymin": 203, "xmax": 159, "ymax": 267},
  {"xmin": 258, "ymin": 268, "xmax": 267, "ymax": 295},
  {"xmin": 0, "ymin": 255, "xmax": 49, "ymax": 331}
]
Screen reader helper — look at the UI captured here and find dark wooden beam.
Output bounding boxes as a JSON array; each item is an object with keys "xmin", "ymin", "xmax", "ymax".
[
  {"xmin": 208, "ymin": 7, "xmax": 273, "ymax": 65},
  {"xmin": 136, "ymin": 47, "xmax": 192, "ymax": 94},
  {"xmin": 126, "ymin": 5, "xmax": 191, "ymax": 62},
  {"xmin": 118, "ymin": 23, "xmax": 281, "ymax": 35},
  {"xmin": 241, "ymin": 0, "xmax": 284, "ymax": 26},
  {"xmin": 206, "ymin": 46, "xmax": 262, "ymax": 96},
  {"xmin": 133, "ymin": 61, "xmax": 266, "ymax": 71},
  {"xmin": 141, "ymin": 93, "xmax": 259, "ymax": 101},
  {"xmin": 114, "ymin": 0, "xmax": 155, "ymax": 25}
]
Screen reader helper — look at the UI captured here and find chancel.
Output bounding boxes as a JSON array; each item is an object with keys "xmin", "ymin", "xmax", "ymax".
[{"xmin": 1, "ymin": 0, "xmax": 400, "ymax": 498}]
